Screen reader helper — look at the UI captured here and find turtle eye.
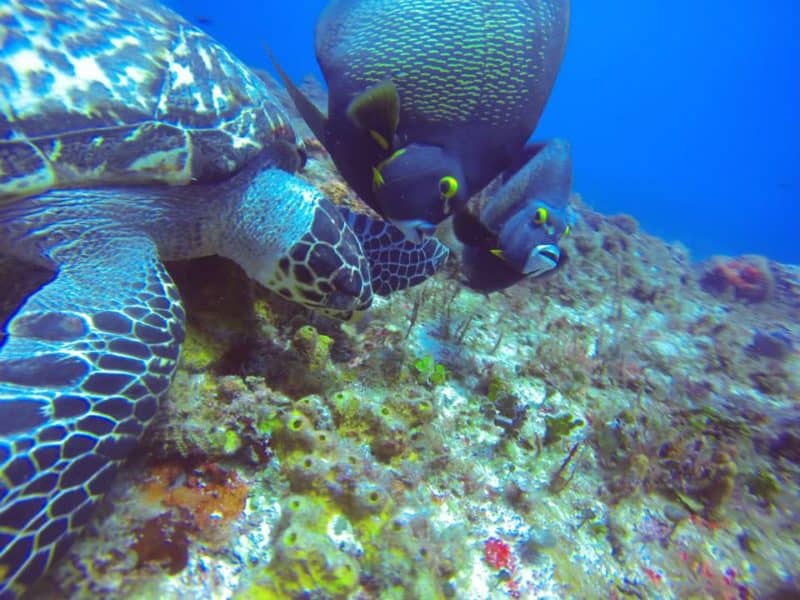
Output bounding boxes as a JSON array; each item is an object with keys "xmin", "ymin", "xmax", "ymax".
[
  {"xmin": 533, "ymin": 207, "xmax": 549, "ymax": 225},
  {"xmin": 439, "ymin": 176, "xmax": 459, "ymax": 200}
]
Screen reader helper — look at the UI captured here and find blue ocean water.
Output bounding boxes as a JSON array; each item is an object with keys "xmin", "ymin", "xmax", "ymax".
[{"xmin": 168, "ymin": 0, "xmax": 800, "ymax": 264}]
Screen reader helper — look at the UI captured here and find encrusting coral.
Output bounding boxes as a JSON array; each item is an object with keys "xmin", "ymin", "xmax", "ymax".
[{"xmin": 700, "ymin": 254, "xmax": 775, "ymax": 302}]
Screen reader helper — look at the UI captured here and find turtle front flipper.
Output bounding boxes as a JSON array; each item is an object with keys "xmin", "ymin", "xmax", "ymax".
[
  {"xmin": 339, "ymin": 207, "xmax": 449, "ymax": 296},
  {"xmin": 0, "ymin": 229, "xmax": 184, "ymax": 598}
]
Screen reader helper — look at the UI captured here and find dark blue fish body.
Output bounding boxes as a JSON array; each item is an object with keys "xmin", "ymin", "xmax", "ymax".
[
  {"xmin": 455, "ymin": 139, "xmax": 575, "ymax": 292},
  {"xmin": 274, "ymin": 0, "xmax": 570, "ymax": 240}
]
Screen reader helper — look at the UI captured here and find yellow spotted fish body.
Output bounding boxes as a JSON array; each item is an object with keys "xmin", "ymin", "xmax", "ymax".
[{"xmin": 315, "ymin": 0, "xmax": 570, "ymax": 204}]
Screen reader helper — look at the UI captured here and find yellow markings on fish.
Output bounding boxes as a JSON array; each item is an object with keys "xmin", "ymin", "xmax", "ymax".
[
  {"xmin": 372, "ymin": 148, "xmax": 407, "ymax": 190},
  {"xmin": 372, "ymin": 166, "xmax": 384, "ymax": 189},
  {"xmin": 375, "ymin": 148, "xmax": 407, "ymax": 173},
  {"xmin": 369, "ymin": 129, "xmax": 390, "ymax": 150},
  {"xmin": 438, "ymin": 175, "xmax": 459, "ymax": 199}
]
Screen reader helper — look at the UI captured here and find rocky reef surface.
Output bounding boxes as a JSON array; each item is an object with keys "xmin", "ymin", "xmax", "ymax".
[{"xmin": 2, "ymin": 79, "xmax": 798, "ymax": 600}]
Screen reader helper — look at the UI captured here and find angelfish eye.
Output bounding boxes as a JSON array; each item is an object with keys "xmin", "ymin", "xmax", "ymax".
[
  {"xmin": 439, "ymin": 176, "xmax": 459, "ymax": 199},
  {"xmin": 533, "ymin": 207, "xmax": 549, "ymax": 225}
]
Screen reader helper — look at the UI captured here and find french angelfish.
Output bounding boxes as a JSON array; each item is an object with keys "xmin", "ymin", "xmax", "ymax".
[
  {"xmin": 453, "ymin": 139, "xmax": 575, "ymax": 292},
  {"xmin": 271, "ymin": 0, "xmax": 570, "ymax": 242}
]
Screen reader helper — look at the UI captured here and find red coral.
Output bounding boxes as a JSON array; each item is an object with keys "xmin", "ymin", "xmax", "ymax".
[
  {"xmin": 701, "ymin": 255, "xmax": 774, "ymax": 302},
  {"xmin": 141, "ymin": 461, "xmax": 248, "ymax": 543},
  {"xmin": 484, "ymin": 537, "xmax": 514, "ymax": 571},
  {"xmin": 132, "ymin": 513, "xmax": 190, "ymax": 574},
  {"xmin": 484, "ymin": 537, "xmax": 521, "ymax": 597}
]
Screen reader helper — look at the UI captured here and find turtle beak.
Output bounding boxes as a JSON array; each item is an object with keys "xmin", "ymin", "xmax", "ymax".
[{"xmin": 523, "ymin": 244, "xmax": 560, "ymax": 277}]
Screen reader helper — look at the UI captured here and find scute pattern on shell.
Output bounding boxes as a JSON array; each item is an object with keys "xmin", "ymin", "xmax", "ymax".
[{"xmin": 0, "ymin": 0, "xmax": 295, "ymax": 202}]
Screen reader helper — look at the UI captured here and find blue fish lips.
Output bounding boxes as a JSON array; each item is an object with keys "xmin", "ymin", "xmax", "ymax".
[
  {"xmin": 524, "ymin": 243, "xmax": 561, "ymax": 276},
  {"xmin": 392, "ymin": 219, "xmax": 438, "ymax": 244},
  {"xmin": 497, "ymin": 201, "xmax": 573, "ymax": 276}
]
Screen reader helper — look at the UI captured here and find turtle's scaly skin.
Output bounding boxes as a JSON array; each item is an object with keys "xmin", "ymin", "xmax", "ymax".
[
  {"xmin": 0, "ymin": 0, "xmax": 382, "ymax": 596},
  {"xmin": 342, "ymin": 207, "xmax": 450, "ymax": 296},
  {"xmin": 0, "ymin": 228, "xmax": 184, "ymax": 597}
]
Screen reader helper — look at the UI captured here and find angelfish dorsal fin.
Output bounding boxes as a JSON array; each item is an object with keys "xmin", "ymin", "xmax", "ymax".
[
  {"xmin": 265, "ymin": 45, "xmax": 328, "ymax": 144},
  {"xmin": 346, "ymin": 81, "xmax": 400, "ymax": 151}
]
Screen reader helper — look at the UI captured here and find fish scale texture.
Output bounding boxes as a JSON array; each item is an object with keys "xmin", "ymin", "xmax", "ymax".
[{"xmin": 317, "ymin": 0, "xmax": 568, "ymax": 130}]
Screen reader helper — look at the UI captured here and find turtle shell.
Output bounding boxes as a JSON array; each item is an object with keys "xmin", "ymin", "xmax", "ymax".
[{"xmin": 0, "ymin": 0, "xmax": 296, "ymax": 203}]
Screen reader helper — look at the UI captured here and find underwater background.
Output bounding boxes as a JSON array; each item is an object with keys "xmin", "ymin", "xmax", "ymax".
[
  {"xmin": 3, "ymin": 1, "xmax": 800, "ymax": 598},
  {"xmin": 166, "ymin": 0, "xmax": 800, "ymax": 264}
]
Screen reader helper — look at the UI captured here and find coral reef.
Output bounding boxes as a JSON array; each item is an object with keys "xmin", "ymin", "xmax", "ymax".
[
  {"xmin": 234, "ymin": 395, "xmax": 462, "ymax": 599},
  {"xmin": 3, "ymin": 78, "xmax": 798, "ymax": 600}
]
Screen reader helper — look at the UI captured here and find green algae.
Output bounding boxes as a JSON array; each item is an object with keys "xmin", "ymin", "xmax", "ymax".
[
  {"xmin": 413, "ymin": 354, "xmax": 448, "ymax": 386},
  {"xmin": 180, "ymin": 325, "xmax": 225, "ymax": 372},
  {"xmin": 544, "ymin": 413, "xmax": 584, "ymax": 446}
]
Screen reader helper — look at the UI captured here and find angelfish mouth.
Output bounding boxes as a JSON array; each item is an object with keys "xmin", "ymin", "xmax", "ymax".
[
  {"xmin": 394, "ymin": 220, "xmax": 437, "ymax": 244},
  {"xmin": 538, "ymin": 245, "xmax": 560, "ymax": 265},
  {"xmin": 525, "ymin": 244, "xmax": 560, "ymax": 277}
]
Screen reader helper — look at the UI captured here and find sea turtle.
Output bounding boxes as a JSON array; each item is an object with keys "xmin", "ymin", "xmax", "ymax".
[
  {"xmin": 272, "ymin": 0, "xmax": 571, "ymax": 241},
  {"xmin": 0, "ymin": 0, "xmax": 447, "ymax": 596}
]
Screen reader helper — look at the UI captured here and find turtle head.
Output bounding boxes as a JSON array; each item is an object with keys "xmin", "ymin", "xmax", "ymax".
[
  {"xmin": 221, "ymin": 169, "xmax": 373, "ymax": 317},
  {"xmin": 277, "ymin": 200, "xmax": 374, "ymax": 317},
  {"xmin": 372, "ymin": 143, "xmax": 468, "ymax": 243}
]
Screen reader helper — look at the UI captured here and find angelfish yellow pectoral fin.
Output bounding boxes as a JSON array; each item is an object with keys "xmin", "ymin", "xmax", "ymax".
[
  {"xmin": 369, "ymin": 129, "xmax": 390, "ymax": 151},
  {"xmin": 346, "ymin": 80, "xmax": 400, "ymax": 150},
  {"xmin": 490, "ymin": 248, "xmax": 504, "ymax": 259}
]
